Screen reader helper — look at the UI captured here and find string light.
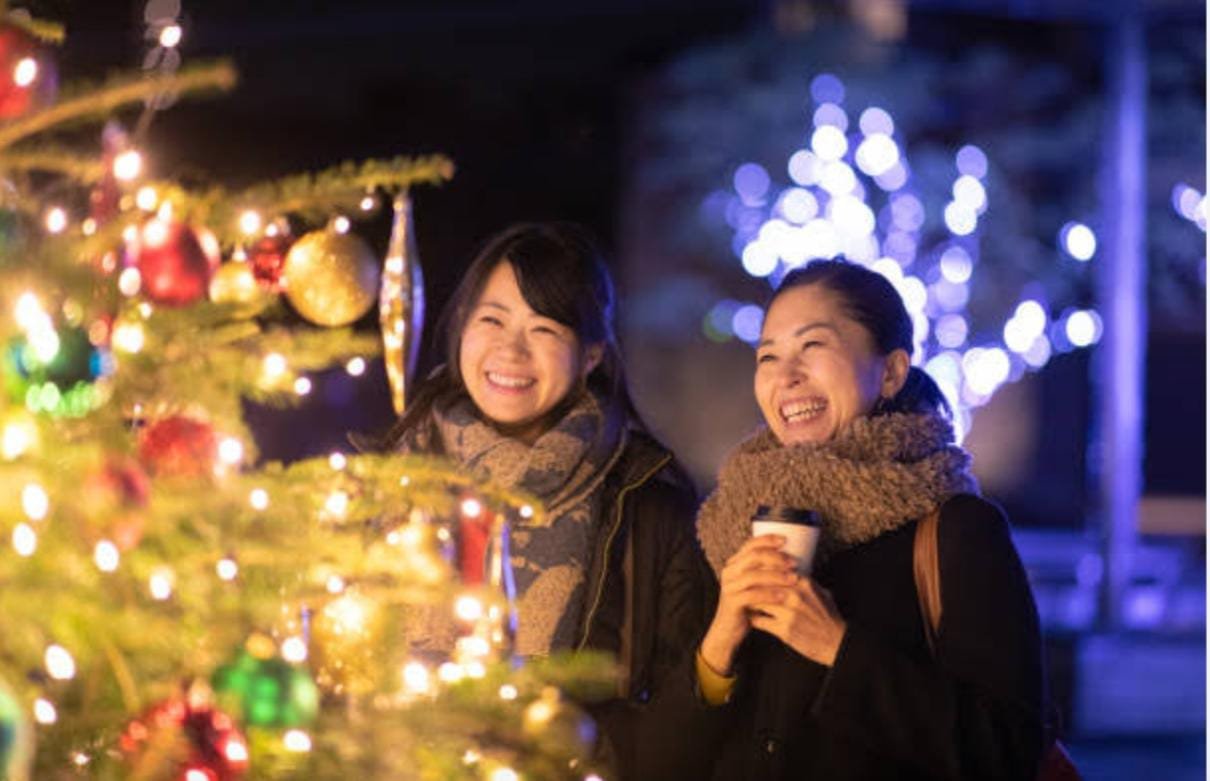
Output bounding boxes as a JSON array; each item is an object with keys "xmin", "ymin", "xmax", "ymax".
[
  {"xmin": 218, "ymin": 437, "xmax": 244, "ymax": 466},
  {"xmin": 12, "ymin": 523, "xmax": 36, "ymax": 556},
  {"xmin": 45, "ymin": 644, "xmax": 76, "ymax": 680},
  {"xmin": 33, "ymin": 698, "xmax": 57, "ymax": 724},
  {"xmin": 238, "ymin": 210, "xmax": 262, "ymax": 236},
  {"xmin": 2, "ymin": 415, "xmax": 36, "ymax": 460},
  {"xmin": 44, "ymin": 207, "xmax": 68, "ymax": 234},
  {"xmin": 22, "ymin": 483, "xmax": 49, "ymax": 520},
  {"xmin": 249, "ymin": 488, "xmax": 270, "ymax": 511},
  {"xmin": 262, "ymin": 353, "xmax": 288, "ymax": 380},
  {"xmin": 283, "ymin": 730, "xmax": 312, "ymax": 752},
  {"xmin": 294, "ymin": 377, "xmax": 312, "ymax": 396},
  {"xmin": 345, "ymin": 357, "xmax": 366, "ymax": 376},
  {"xmin": 118, "ymin": 268, "xmax": 143, "ymax": 297},
  {"xmin": 437, "ymin": 662, "xmax": 465, "ymax": 683},
  {"xmin": 94, "ymin": 540, "xmax": 120, "ymax": 572},
  {"xmin": 489, "ymin": 768, "xmax": 519, "ymax": 781},
  {"xmin": 460, "ymin": 498, "xmax": 482, "ymax": 517},
  {"xmin": 402, "ymin": 661, "xmax": 431, "ymax": 694},
  {"xmin": 112, "ymin": 321, "xmax": 146, "ymax": 353},
  {"xmin": 158, "ymin": 24, "xmax": 182, "ymax": 48},
  {"xmin": 113, "ymin": 150, "xmax": 143, "ymax": 182},
  {"xmin": 326, "ymin": 575, "xmax": 346, "ymax": 594},
  {"xmin": 454, "ymin": 595, "xmax": 483, "ymax": 622},
  {"xmin": 499, "ymin": 684, "xmax": 518, "ymax": 700},
  {"xmin": 333, "ymin": 216, "xmax": 351, "ymax": 234},
  {"xmin": 324, "ymin": 490, "xmax": 349, "ymax": 519},
  {"xmin": 149, "ymin": 568, "xmax": 174, "ymax": 600},
  {"xmin": 81, "ymin": 217, "xmax": 98, "ymax": 236},
  {"xmin": 328, "ymin": 452, "xmax": 347, "ymax": 470},
  {"xmin": 281, "ymin": 636, "xmax": 308, "ymax": 663},
  {"xmin": 216, "ymin": 557, "xmax": 239, "ymax": 581},
  {"xmin": 12, "ymin": 57, "xmax": 37, "ymax": 87}
]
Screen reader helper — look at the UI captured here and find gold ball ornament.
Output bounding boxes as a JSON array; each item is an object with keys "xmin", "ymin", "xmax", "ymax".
[
  {"xmin": 281, "ymin": 230, "xmax": 380, "ymax": 326},
  {"xmin": 209, "ymin": 260, "xmax": 260, "ymax": 304}
]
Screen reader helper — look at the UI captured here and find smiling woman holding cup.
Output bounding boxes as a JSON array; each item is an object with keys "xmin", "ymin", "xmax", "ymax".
[{"xmin": 693, "ymin": 259, "xmax": 1047, "ymax": 780}]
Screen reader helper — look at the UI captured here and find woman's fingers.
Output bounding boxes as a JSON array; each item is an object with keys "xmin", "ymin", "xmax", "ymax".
[
  {"xmin": 721, "ymin": 548, "xmax": 797, "ymax": 584},
  {"xmin": 722, "ymin": 567, "xmax": 797, "ymax": 597}
]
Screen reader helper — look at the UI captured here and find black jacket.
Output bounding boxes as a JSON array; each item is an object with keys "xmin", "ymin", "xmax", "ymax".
[
  {"xmin": 578, "ymin": 430, "xmax": 720, "ymax": 781},
  {"xmin": 703, "ymin": 493, "xmax": 1045, "ymax": 781}
]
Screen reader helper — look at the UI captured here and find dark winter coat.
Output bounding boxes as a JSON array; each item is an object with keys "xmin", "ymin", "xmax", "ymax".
[
  {"xmin": 702, "ymin": 493, "xmax": 1045, "ymax": 781},
  {"xmin": 578, "ymin": 430, "xmax": 720, "ymax": 781}
]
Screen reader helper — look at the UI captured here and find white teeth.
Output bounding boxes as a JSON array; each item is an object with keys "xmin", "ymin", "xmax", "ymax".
[
  {"xmin": 781, "ymin": 400, "xmax": 825, "ymax": 422},
  {"xmin": 487, "ymin": 372, "xmax": 534, "ymax": 389}
]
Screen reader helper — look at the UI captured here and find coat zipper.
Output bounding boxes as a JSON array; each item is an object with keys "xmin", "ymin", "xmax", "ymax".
[{"xmin": 576, "ymin": 453, "xmax": 673, "ymax": 651}]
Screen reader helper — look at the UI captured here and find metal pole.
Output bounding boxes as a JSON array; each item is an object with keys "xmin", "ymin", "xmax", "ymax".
[{"xmin": 1094, "ymin": 1, "xmax": 1147, "ymax": 630}]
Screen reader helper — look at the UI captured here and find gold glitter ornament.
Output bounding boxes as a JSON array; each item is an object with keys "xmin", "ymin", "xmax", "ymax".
[
  {"xmin": 282, "ymin": 230, "xmax": 380, "ymax": 326},
  {"xmin": 208, "ymin": 260, "xmax": 260, "ymax": 304}
]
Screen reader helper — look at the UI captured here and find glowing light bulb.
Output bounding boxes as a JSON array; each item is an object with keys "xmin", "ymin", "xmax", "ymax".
[
  {"xmin": 281, "ymin": 636, "xmax": 308, "ymax": 663},
  {"xmin": 263, "ymin": 352, "xmax": 287, "ymax": 380},
  {"xmin": 328, "ymin": 452, "xmax": 347, "ymax": 470},
  {"xmin": 22, "ymin": 483, "xmax": 48, "ymax": 521},
  {"xmin": 135, "ymin": 186, "xmax": 158, "ymax": 211},
  {"xmin": 44, "ymin": 207, "xmax": 67, "ymax": 234},
  {"xmin": 519, "ymin": 504, "xmax": 534, "ymax": 519},
  {"xmin": 810, "ymin": 125, "xmax": 848, "ymax": 161},
  {"xmin": 345, "ymin": 357, "xmax": 366, "ymax": 376},
  {"xmin": 12, "ymin": 523, "xmax": 35, "ymax": 556},
  {"xmin": 437, "ymin": 662, "xmax": 464, "ymax": 683},
  {"xmin": 216, "ymin": 558, "xmax": 238, "ymax": 581},
  {"xmin": 326, "ymin": 575, "xmax": 346, "ymax": 594},
  {"xmin": 118, "ymin": 268, "xmax": 143, "ymax": 297},
  {"xmin": 359, "ymin": 195, "xmax": 376, "ymax": 211},
  {"xmin": 34, "ymin": 698, "xmax": 56, "ymax": 724},
  {"xmin": 460, "ymin": 498, "xmax": 483, "ymax": 517},
  {"xmin": 454, "ymin": 595, "xmax": 484, "ymax": 622},
  {"xmin": 249, "ymin": 488, "xmax": 269, "ymax": 510},
  {"xmin": 45, "ymin": 644, "xmax": 75, "ymax": 680},
  {"xmin": 294, "ymin": 377, "xmax": 312, "ymax": 396},
  {"xmin": 324, "ymin": 490, "xmax": 349, "ymax": 519},
  {"xmin": 1061, "ymin": 222, "xmax": 1097, "ymax": 261},
  {"xmin": 499, "ymin": 684, "xmax": 519, "ymax": 700},
  {"xmin": 12, "ymin": 57, "xmax": 37, "ymax": 87},
  {"xmin": 403, "ymin": 661, "xmax": 431, "ymax": 694},
  {"xmin": 2, "ymin": 417, "xmax": 36, "ymax": 460},
  {"xmin": 95, "ymin": 540, "xmax": 120, "ymax": 572},
  {"xmin": 283, "ymin": 730, "xmax": 312, "ymax": 752},
  {"xmin": 113, "ymin": 150, "xmax": 143, "ymax": 182},
  {"xmin": 110, "ymin": 321, "xmax": 144, "ymax": 354},
  {"xmin": 82, "ymin": 217, "xmax": 98, "ymax": 236},
  {"xmin": 333, "ymin": 216, "xmax": 351, "ymax": 234},
  {"xmin": 149, "ymin": 568, "xmax": 174, "ymax": 600},
  {"xmin": 159, "ymin": 24, "xmax": 182, "ymax": 48},
  {"xmin": 224, "ymin": 739, "xmax": 248, "ymax": 763},
  {"xmin": 218, "ymin": 437, "xmax": 244, "ymax": 465},
  {"xmin": 238, "ymin": 210, "xmax": 262, "ymax": 236}
]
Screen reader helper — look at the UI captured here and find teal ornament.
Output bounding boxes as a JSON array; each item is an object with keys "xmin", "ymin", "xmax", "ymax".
[
  {"xmin": 212, "ymin": 652, "xmax": 319, "ymax": 728},
  {"xmin": 0, "ymin": 677, "xmax": 32, "ymax": 781}
]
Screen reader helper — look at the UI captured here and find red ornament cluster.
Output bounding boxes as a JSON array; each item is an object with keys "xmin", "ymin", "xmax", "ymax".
[
  {"xmin": 137, "ymin": 416, "xmax": 217, "ymax": 478},
  {"xmin": 127, "ymin": 219, "xmax": 221, "ymax": 307},
  {"xmin": 119, "ymin": 696, "xmax": 248, "ymax": 781},
  {"xmin": 0, "ymin": 24, "xmax": 57, "ymax": 120},
  {"xmin": 249, "ymin": 233, "xmax": 292, "ymax": 290}
]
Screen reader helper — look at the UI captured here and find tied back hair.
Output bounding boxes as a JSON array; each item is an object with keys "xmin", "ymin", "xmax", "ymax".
[
  {"xmin": 372, "ymin": 222, "xmax": 646, "ymax": 451},
  {"xmin": 771, "ymin": 259, "xmax": 952, "ymax": 418}
]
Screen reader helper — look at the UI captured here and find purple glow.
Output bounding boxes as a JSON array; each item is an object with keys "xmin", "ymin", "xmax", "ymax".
[
  {"xmin": 890, "ymin": 193, "xmax": 925, "ymax": 232},
  {"xmin": 859, "ymin": 107, "xmax": 894, "ymax": 136},
  {"xmin": 856, "ymin": 133, "xmax": 900, "ymax": 177},
  {"xmin": 741, "ymin": 241, "xmax": 778, "ymax": 278},
  {"xmin": 810, "ymin": 73, "xmax": 845, "ymax": 104},
  {"xmin": 732, "ymin": 304, "xmax": 764, "ymax": 344},
  {"xmin": 819, "ymin": 160, "xmax": 857, "ymax": 194},
  {"xmin": 939, "ymin": 246, "xmax": 973, "ymax": 283},
  {"xmin": 734, "ymin": 163, "xmax": 771, "ymax": 204},
  {"xmin": 874, "ymin": 161, "xmax": 909, "ymax": 191},
  {"xmin": 813, "ymin": 102, "xmax": 848, "ymax": 130},
  {"xmin": 935, "ymin": 314, "xmax": 968, "ymax": 348},
  {"xmin": 943, "ymin": 202, "xmax": 977, "ymax": 236},
  {"xmin": 779, "ymin": 187, "xmax": 819, "ymax": 224},
  {"xmin": 1060, "ymin": 221, "xmax": 1097, "ymax": 261},
  {"xmin": 955, "ymin": 145, "xmax": 988, "ymax": 179},
  {"xmin": 787, "ymin": 150, "xmax": 821, "ymax": 186},
  {"xmin": 811, "ymin": 126, "xmax": 848, "ymax": 161},
  {"xmin": 882, "ymin": 231, "xmax": 917, "ymax": 264}
]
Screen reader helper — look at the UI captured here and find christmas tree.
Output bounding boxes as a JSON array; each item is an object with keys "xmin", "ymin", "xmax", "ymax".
[{"xmin": 0, "ymin": 7, "xmax": 613, "ymax": 780}]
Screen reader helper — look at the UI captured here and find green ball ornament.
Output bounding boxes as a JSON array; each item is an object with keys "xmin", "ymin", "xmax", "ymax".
[
  {"xmin": 0, "ymin": 677, "xmax": 33, "ymax": 781},
  {"xmin": 212, "ymin": 651, "xmax": 320, "ymax": 728}
]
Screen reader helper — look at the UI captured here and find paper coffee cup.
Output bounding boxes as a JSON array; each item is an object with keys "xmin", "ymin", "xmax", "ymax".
[{"xmin": 751, "ymin": 505, "xmax": 821, "ymax": 574}]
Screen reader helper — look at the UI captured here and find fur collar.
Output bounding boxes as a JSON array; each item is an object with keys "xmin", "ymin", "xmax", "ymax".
[{"xmin": 696, "ymin": 412, "xmax": 977, "ymax": 575}]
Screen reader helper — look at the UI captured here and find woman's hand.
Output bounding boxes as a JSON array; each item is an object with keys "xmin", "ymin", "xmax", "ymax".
[
  {"xmin": 749, "ymin": 576, "xmax": 847, "ymax": 666},
  {"xmin": 699, "ymin": 535, "xmax": 798, "ymax": 675}
]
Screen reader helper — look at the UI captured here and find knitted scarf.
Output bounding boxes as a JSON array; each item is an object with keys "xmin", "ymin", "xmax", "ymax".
[
  {"xmin": 430, "ymin": 390, "xmax": 628, "ymax": 655},
  {"xmin": 696, "ymin": 412, "xmax": 977, "ymax": 576}
]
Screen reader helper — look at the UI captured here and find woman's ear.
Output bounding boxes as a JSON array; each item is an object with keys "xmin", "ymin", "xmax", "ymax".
[
  {"xmin": 581, "ymin": 343, "xmax": 605, "ymax": 379},
  {"xmin": 881, "ymin": 348, "xmax": 911, "ymax": 399}
]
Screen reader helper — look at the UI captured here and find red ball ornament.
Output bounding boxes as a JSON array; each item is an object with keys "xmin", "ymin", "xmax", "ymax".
[
  {"xmin": 119, "ymin": 696, "xmax": 249, "ymax": 781},
  {"xmin": 128, "ymin": 219, "xmax": 221, "ymax": 307},
  {"xmin": 0, "ymin": 24, "xmax": 57, "ymax": 120},
  {"xmin": 138, "ymin": 416, "xmax": 217, "ymax": 479},
  {"xmin": 83, "ymin": 457, "xmax": 151, "ymax": 550},
  {"xmin": 248, "ymin": 234, "xmax": 291, "ymax": 289}
]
